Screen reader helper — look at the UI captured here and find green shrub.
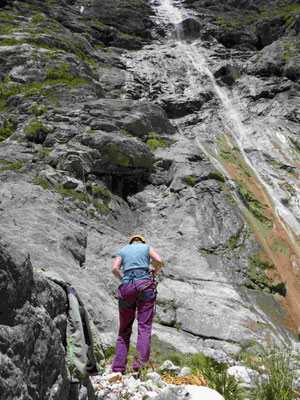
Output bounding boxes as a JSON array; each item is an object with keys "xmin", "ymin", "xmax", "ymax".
[
  {"xmin": 253, "ymin": 341, "xmax": 297, "ymax": 400},
  {"xmin": 185, "ymin": 175, "xmax": 196, "ymax": 187},
  {"xmin": 54, "ymin": 183, "xmax": 110, "ymax": 215},
  {"xmin": 91, "ymin": 185, "xmax": 111, "ymax": 206},
  {"xmin": 45, "ymin": 63, "xmax": 73, "ymax": 81},
  {"xmin": 228, "ymin": 232, "xmax": 239, "ymax": 250},
  {"xmin": 0, "ymin": 123, "xmax": 14, "ymax": 142},
  {"xmin": 29, "ymin": 104, "xmax": 48, "ymax": 116},
  {"xmin": 24, "ymin": 119, "xmax": 48, "ymax": 143},
  {"xmin": 92, "ymin": 198, "xmax": 110, "ymax": 214},
  {"xmin": 104, "ymin": 346, "xmax": 116, "ymax": 362}
]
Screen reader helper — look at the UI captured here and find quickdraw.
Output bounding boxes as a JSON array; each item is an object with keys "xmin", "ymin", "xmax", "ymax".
[
  {"xmin": 149, "ymin": 269, "xmax": 158, "ymax": 316},
  {"xmin": 149, "ymin": 269, "xmax": 158, "ymax": 295}
]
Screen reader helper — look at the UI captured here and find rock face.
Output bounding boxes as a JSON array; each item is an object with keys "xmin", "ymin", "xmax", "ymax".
[
  {"xmin": 1, "ymin": 0, "xmax": 300, "ymax": 397},
  {"xmin": 0, "ymin": 240, "xmax": 69, "ymax": 399}
]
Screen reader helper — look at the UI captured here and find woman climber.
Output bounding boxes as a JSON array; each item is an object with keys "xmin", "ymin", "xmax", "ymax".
[{"xmin": 111, "ymin": 234, "xmax": 163, "ymax": 375}]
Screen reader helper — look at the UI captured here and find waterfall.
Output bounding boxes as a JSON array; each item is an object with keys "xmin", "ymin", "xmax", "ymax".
[{"xmin": 153, "ymin": 0, "xmax": 300, "ymax": 249}]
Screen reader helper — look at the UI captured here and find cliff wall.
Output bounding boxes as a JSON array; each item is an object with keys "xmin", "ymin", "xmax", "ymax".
[{"xmin": 0, "ymin": 0, "xmax": 299, "ymax": 397}]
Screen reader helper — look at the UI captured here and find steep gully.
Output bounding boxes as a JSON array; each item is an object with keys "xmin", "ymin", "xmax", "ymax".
[{"xmin": 120, "ymin": 0, "xmax": 300, "ymax": 334}]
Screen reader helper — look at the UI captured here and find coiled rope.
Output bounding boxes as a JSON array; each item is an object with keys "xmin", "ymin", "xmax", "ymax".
[{"xmin": 161, "ymin": 371, "xmax": 209, "ymax": 386}]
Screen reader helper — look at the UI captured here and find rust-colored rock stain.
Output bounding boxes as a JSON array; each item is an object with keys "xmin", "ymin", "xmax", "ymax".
[{"xmin": 216, "ymin": 135, "xmax": 300, "ymax": 335}]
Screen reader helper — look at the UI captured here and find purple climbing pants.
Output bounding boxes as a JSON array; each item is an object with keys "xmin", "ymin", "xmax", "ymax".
[{"xmin": 111, "ymin": 279, "xmax": 156, "ymax": 374}]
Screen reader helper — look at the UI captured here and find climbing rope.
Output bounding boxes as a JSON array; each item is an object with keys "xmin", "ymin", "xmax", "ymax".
[{"xmin": 161, "ymin": 371, "xmax": 209, "ymax": 386}]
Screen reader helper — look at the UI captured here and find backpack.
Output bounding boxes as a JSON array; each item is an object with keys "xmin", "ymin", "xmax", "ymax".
[{"xmin": 41, "ymin": 270, "xmax": 105, "ymax": 382}]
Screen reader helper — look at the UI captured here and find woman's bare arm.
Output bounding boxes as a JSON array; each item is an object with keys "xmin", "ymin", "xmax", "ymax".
[
  {"xmin": 112, "ymin": 256, "xmax": 122, "ymax": 280},
  {"xmin": 149, "ymin": 247, "xmax": 163, "ymax": 274}
]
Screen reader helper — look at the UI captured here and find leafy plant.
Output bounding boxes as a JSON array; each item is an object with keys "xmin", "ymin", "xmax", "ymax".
[
  {"xmin": 134, "ymin": 350, "xmax": 151, "ymax": 381},
  {"xmin": 150, "ymin": 348, "xmax": 247, "ymax": 399},
  {"xmin": 210, "ymin": 369, "xmax": 248, "ymax": 400},
  {"xmin": 253, "ymin": 341, "xmax": 297, "ymax": 400},
  {"xmin": 104, "ymin": 346, "xmax": 116, "ymax": 363},
  {"xmin": 0, "ymin": 12, "xmax": 15, "ymax": 20},
  {"xmin": 124, "ymin": 347, "xmax": 137, "ymax": 374}
]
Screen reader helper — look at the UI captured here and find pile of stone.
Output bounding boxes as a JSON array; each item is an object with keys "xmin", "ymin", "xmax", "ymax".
[
  {"xmin": 89, "ymin": 354, "xmax": 300, "ymax": 400},
  {"xmin": 91, "ymin": 368, "xmax": 163, "ymax": 399},
  {"xmin": 90, "ymin": 361, "xmax": 225, "ymax": 400}
]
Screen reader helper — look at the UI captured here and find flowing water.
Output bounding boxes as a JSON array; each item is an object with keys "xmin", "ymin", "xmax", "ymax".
[{"xmin": 154, "ymin": 0, "xmax": 300, "ymax": 242}]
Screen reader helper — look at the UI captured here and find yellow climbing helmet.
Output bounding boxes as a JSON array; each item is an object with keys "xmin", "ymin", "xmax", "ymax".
[{"xmin": 129, "ymin": 234, "xmax": 146, "ymax": 244}]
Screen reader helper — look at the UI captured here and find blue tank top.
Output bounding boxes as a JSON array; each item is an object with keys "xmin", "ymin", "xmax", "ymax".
[{"xmin": 117, "ymin": 243, "xmax": 151, "ymax": 273}]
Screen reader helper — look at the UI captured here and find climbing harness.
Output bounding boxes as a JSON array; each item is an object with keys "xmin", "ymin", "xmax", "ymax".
[{"xmin": 118, "ymin": 268, "xmax": 157, "ymax": 309}]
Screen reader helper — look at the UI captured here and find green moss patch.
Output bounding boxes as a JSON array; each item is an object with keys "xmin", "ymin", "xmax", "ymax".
[
  {"xmin": 45, "ymin": 63, "xmax": 73, "ymax": 81},
  {"xmin": 235, "ymin": 179, "xmax": 272, "ymax": 228},
  {"xmin": 104, "ymin": 144, "xmax": 131, "ymax": 166},
  {"xmin": 146, "ymin": 138, "xmax": 167, "ymax": 152},
  {"xmin": 24, "ymin": 118, "xmax": 49, "ymax": 143},
  {"xmin": 185, "ymin": 175, "xmax": 196, "ymax": 187},
  {"xmin": 33, "ymin": 176, "xmax": 52, "ymax": 189},
  {"xmin": 0, "ymin": 159, "xmax": 28, "ymax": 173},
  {"xmin": 0, "ymin": 122, "xmax": 14, "ymax": 142},
  {"xmin": 91, "ymin": 185, "xmax": 111, "ymax": 206}
]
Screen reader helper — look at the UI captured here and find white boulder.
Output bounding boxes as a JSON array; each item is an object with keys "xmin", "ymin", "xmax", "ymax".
[
  {"xmin": 227, "ymin": 365, "xmax": 260, "ymax": 388},
  {"xmin": 186, "ymin": 385, "xmax": 225, "ymax": 400}
]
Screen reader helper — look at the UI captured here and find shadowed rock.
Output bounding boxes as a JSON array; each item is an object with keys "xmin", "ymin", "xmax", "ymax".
[{"xmin": 0, "ymin": 240, "xmax": 69, "ymax": 400}]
